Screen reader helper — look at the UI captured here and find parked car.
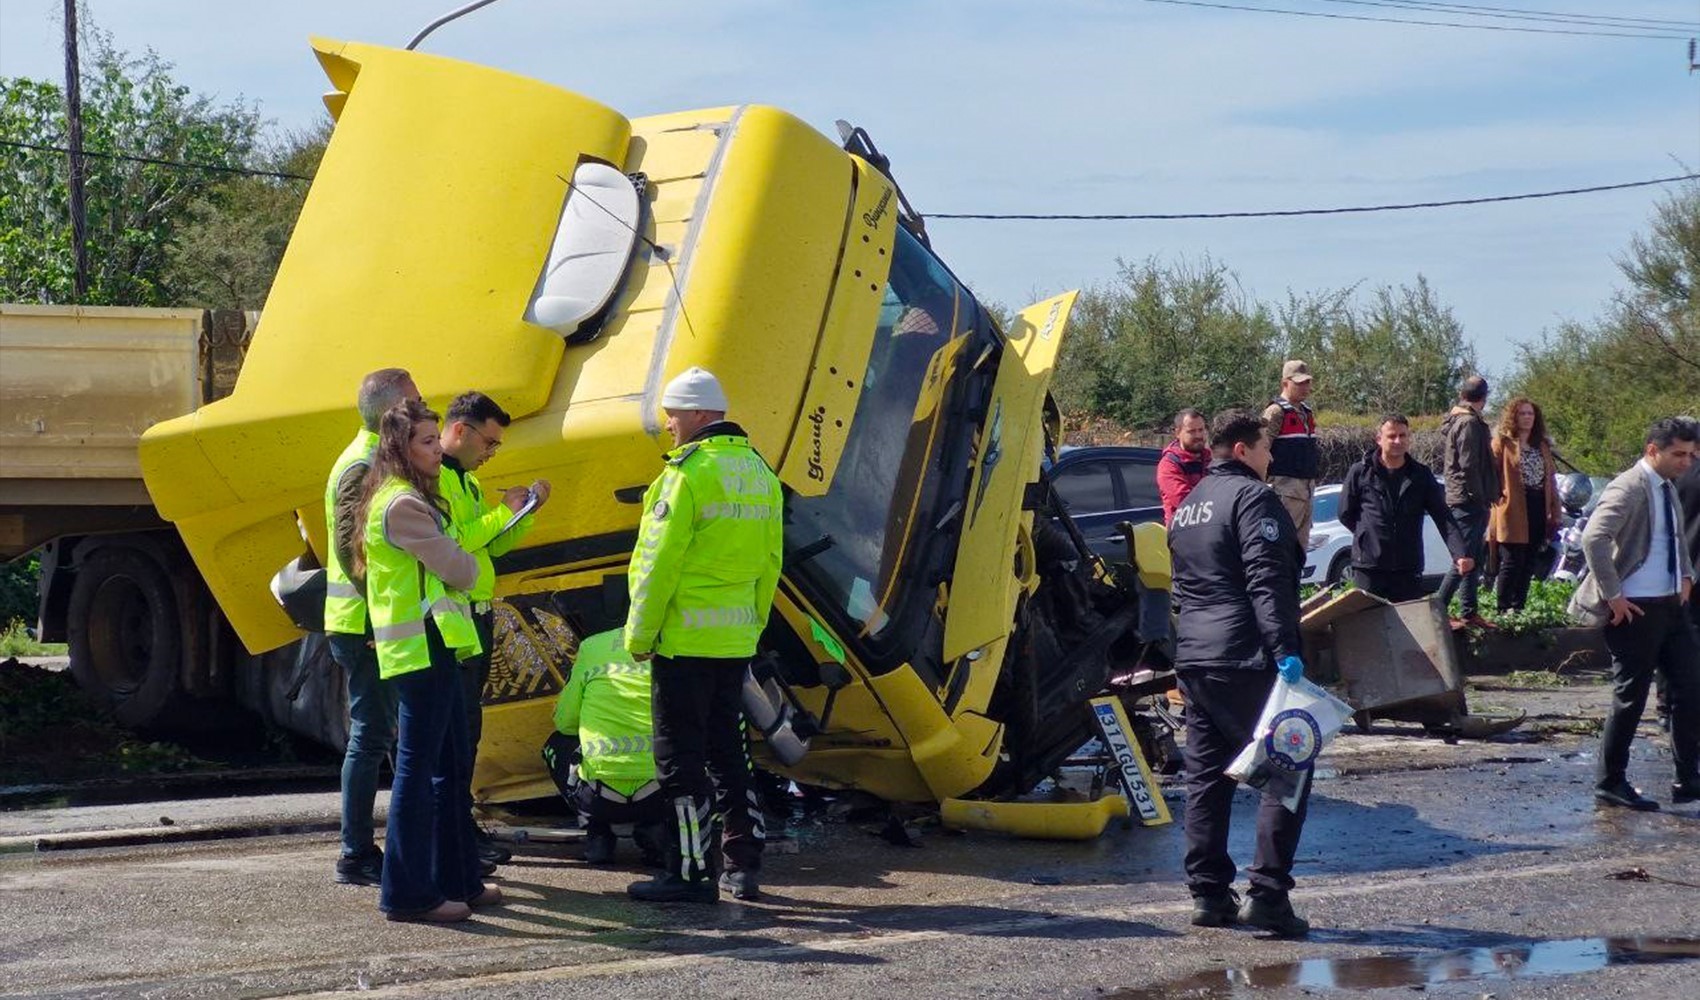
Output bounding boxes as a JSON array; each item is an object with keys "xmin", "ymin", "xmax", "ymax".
[
  {"xmin": 1303, "ymin": 483, "xmax": 1454, "ymax": 589},
  {"xmin": 1047, "ymin": 445, "xmax": 1164, "ymax": 560}
]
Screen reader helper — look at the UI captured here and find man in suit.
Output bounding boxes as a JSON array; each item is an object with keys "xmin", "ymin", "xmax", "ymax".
[{"xmin": 1568, "ymin": 417, "xmax": 1699, "ymax": 810}]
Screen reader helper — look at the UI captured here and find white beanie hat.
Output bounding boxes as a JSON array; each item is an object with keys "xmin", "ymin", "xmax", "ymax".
[{"xmin": 660, "ymin": 366, "xmax": 729, "ymax": 412}]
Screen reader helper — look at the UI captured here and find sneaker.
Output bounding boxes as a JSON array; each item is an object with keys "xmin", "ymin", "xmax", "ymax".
[
  {"xmin": 1239, "ymin": 896, "xmax": 1310, "ymax": 938},
  {"xmin": 582, "ymin": 829, "xmax": 617, "ymax": 866},
  {"xmin": 1672, "ymin": 779, "xmax": 1700, "ymax": 804},
  {"xmin": 627, "ymin": 874, "xmax": 719, "ymax": 904},
  {"xmin": 720, "ymin": 869, "xmax": 762, "ymax": 901},
  {"xmin": 335, "ymin": 849, "xmax": 383, "ymax": 887},
  {"xmin": 385, "ymin": 900, "xmax": 472, "ymax": 923},
  {"xmin": 1596, "ymin": 782, "xmax": 1659, "ymax": 811},
  {"xmin": 1190, "ymin": 890, "xmax": 1240, "ymax": 928}
]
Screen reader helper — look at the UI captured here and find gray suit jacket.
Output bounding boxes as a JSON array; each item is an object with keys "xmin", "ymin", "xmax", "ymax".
[{"xmin": 1569, "ymin": 464, "xmax": 1697, "ymax": 627}]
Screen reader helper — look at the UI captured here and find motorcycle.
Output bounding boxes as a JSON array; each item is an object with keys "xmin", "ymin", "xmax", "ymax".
[{"xmin": 1548, "ymin": 471, "xmax": 1596, "ymax": 583}]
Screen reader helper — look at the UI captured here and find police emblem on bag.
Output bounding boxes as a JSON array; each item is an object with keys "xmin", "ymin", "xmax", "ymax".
[{"xmin": 1265, "ymin": 708, "xmax": 1322, "ymax": 772}]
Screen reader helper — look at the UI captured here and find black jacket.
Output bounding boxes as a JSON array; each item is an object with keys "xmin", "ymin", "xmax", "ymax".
[
  {"xmin": 1168, "ymin": 459, "xmax": 1303, "ymax": 671},
  {"xmin": 1338, "ymin": 449, "xmax": 1466, "ymax": 574},
  {"xmin": 1678, "ymin": 462, "xmax": 1700, "ymax": 571}
]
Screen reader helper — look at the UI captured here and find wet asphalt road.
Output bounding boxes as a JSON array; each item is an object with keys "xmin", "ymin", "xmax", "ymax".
[{"xmin": 3, "ymin": 685, "xmax": 1699, "ymax": 999}]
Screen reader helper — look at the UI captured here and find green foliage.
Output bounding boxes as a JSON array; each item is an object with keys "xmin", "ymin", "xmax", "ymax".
[
  {"xmin": 1475, "ymin": 578, "xmax": 1577, "ymax": 637},
  {"xmin": 167, "ymin": 122, "xmax": 325, "ymax": 311},
  {"xmin": 115, "ymin": 739, "xmax": 203, "ymax": 772},
  {"xmin": 0, "ymin": 619, "xmax": 65, "ymax": 658},
  {"xmin": 0, "ymin": 557, "xmax": 41, "ymax": 628},
  {"xmin": 1280, "ymin": 275, "xmax": 1477, "ymax": 418},
  {"xmin": 1507, "ymin": 182, "xmax": 1700, "ymax": 474},
  {"xmin": 1051, "ymin": 257, "xmax": 1477, "ymax": 433},
  {"xmin": 0, "ymin": 25, "xmax": 263, "ymax": 305},
  {"xmin": 1053, "ymin": 255, "xmax": 1280, "ymax": 430},
  {"xmin": 1503, "ymin": 669, "xmax": 1570, "ymax": 688}
]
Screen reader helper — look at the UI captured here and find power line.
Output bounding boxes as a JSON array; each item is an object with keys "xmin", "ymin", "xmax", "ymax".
[
  {"xmin": 1313, "ymin": 1, "xmax": 1700, "ymax": 30},
  {"xmin": 0, "ymin": 138, "xmax": 311, "ymax": 181},
  {"xmin": 6, "ymin": 138, "xmax": 1692, "ymax": 224},
  {"xmin": 929, "ymin": 173, "xmax": 1700, "ymax": 221},
  {"xmin": 1132, "ymin": 0, "xmax": 1690, "ymax": 39}
]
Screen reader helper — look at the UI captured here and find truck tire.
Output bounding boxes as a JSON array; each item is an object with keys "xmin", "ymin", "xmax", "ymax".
[{"xmin": 66, "ymin": 546, "xmax": 185, "ymax": 730}]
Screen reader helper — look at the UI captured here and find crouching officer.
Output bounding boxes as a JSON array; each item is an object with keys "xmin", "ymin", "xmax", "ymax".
[
  {"xmin": 542, "ymin": 629, "xmax": 668, "ymax": 866},
  {"xmin": 1168, "ymin": 409, "xmax": 1311, "ymax": 938},
  {"xmin": 624, "ymin": 367, "xmax": 783, "ymax": 904}
]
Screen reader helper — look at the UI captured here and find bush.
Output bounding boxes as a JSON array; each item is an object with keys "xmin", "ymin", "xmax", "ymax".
[{"xmin": 0, "ymin": 556, "xmax": 40, "ymax": 628}]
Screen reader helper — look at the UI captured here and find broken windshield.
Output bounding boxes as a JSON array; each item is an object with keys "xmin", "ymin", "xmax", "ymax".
[{"xmin": 784, "ymin": 227, "xmax": 974, "ymax": 650}]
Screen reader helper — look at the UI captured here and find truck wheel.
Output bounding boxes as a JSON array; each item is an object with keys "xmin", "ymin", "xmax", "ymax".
[{"xmin": 66, "ymin": 546, "xmax": 184, "ymax": 730}]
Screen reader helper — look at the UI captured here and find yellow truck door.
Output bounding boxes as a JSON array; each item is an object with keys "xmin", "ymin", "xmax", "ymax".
[{"xmin": 940, "ymin": 292, "xmax": 1077, "ymax": 663}]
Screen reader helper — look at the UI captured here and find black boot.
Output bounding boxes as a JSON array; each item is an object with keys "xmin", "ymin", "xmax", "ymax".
[
  {"xmin": 583, "ymin": 824, "xmax": 617, "ymax": 866},
  {"xmin": 628, "ymin": 795, "xmax": 718, "ymax": 904},
  {"xmin": 1239, "ymin": 895, "xmax": 1310, "ymax": 938},
  {"xmin": 1189, "ymin": 890, "xmax": 1239, "ymax": 927}
]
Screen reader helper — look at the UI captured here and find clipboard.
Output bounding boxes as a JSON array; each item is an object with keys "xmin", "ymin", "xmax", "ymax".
[{"xmin": 499, "ymin": 490, "xmax": 538, "ymax": 534}]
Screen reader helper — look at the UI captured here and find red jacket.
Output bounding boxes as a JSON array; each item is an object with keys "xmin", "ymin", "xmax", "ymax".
[{"xmin": 1158, "ymin": 440, "xmax": 1210, "ymax": 524}]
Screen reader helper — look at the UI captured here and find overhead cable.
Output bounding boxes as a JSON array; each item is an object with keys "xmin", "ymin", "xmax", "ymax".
[
  {"xmin": 929, "ymin": 173, "xmax": 1700, "ymax": 221},
  {"xmin": 0, "ymin": 138, "xmax": 311, "ymax": 181},
  {"xmin": 1311, "ymin": 0, "xmax": 1699, "ymax": 31},
  {"xmin": 1132, "ymin": 0, "xmax": 1689, "ymax": 39}
]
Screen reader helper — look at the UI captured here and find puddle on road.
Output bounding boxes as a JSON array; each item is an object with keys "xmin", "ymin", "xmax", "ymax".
[{"xmin": 1107, "ymin": 936, "xmax": 1700, "ymax": 997}]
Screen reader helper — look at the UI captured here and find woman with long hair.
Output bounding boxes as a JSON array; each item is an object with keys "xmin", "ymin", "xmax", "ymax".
[
  {"xmin": 1488, "ymin": 397, "xmax": 1560, "ymax": 612},
  {"xmin": 353, "ymin": 399, "xmax": 523, "ymax": 922}
]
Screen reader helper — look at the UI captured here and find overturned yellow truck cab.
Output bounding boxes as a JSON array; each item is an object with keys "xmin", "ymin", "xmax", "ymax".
[{"xmin": 140, "ymin": 40, "xmax": 1173, "ymax": 835}]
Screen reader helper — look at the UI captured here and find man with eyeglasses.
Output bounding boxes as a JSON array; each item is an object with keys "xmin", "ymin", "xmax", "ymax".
[{"xmin": 438, "ymin": 391, "xmax": 552, "ymax": 869}]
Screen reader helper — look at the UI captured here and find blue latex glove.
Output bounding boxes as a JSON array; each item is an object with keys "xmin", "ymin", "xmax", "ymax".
[{"xmin": 1277, "ymin": 655, "xmax": 1305, "ymax": 684}]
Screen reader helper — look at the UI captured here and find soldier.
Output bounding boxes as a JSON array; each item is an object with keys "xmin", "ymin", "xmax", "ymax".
[
  {"xmin": 624, "ymin": 367, "xmax": 784, "ymax": 904},
  {"xmin": 1168, "ymin": 409, "xmax": 1311, "ymax": 938},
  {"xmin": 1262, "ymin": 361, "xmax": 1318, "ymax": 550}
]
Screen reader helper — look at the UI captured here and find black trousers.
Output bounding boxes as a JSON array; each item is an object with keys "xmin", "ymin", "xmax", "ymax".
[
  {"xmin": 460, "ymin": 610, "xmax": 495, "ymax": 772},
  {"xmin": 1178, "ymin": 668, "xmax": 1310, "ymax": 902},
  {"xmin": 652, "ymin": 654, "xmax": 764, "ymax": 874},
  {"xmin": 1351, "ymin": 567, "xmax": 1426, "ymax": 604},
  {"xmin": 1597, "ymin": 597, "xmax": 1700, "ymax": 789},
  {"xmin": 1495, "ymin": 492, "xmax": 1549, "ymax": 612}
]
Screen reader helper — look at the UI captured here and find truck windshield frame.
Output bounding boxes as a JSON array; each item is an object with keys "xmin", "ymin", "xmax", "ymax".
[{"xmin": 783, "ymin": 227, "xmax": 985, "ymax": 677}]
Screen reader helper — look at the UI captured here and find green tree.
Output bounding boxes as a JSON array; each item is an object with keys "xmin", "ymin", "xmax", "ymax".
[
  {"xmin": 1508, "ymin": 182, "xmax": 1700, "ymax": 473},
  {"xmin": 1278, "ymin": 275, "xmax": 1475, "ymax": 418},
  {"xmin": 0, "ymin": 25, "xmax": 262, "ymax": 305},
  {"xmin": 1053, "ymin": 255, "xmax": 1281, "ymax": 430},
  {"xmin": 167, "ymin": 123, "xmax": 325, "ymax": 311}
]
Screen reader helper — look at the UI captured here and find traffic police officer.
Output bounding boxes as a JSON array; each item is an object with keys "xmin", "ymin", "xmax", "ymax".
[
  {"xmin": 325, "ymin": 367, "xmax": 419, "ymax": 887},
  {"xmin": 625, "ymin": 367, "xmax": 783, "ymax": 904},
  {"xmin": 1167, "ymin": 409, "xmax": 1312, "ymax": 938},
  {"xmin": 437, "ymin": 390, "xmax": 551, "ymax": 871},
  {"xmin": 543, "ymin": 629, "xmax": 668, "ymax": 866}
]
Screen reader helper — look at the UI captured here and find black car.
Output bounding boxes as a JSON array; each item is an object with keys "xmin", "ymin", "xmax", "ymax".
[{"xmin": 1046, "ymin": 445, "xmax": 1165, "ymax": 560}]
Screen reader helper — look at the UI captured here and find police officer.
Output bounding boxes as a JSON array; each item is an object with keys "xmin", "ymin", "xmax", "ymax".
[
  {"xmin": 542, "ymin": 629, "xmax": 667, "ymax": 866},
  {"xmin": 326, "ymin": 368, "xmax": 419, "ymax": 887},
  {"xmin": 1168, "ymin": 409, "xmax": 1311, "ymax": 938},
  {"xmin": 625, "ymin": 367, "xmax": 783, "ymax": 904},
  {"xmin": 437, "ymin": 391, "xmax": 551, "ymax": 871}
]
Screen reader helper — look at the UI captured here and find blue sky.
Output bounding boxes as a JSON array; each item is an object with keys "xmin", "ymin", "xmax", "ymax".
[{"xmin": 4, "ymin": 0, "xmax": 1697, "ymax": 380}]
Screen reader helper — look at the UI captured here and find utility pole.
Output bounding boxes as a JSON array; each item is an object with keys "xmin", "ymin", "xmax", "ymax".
[{"xmin": 63, "ymin": 0, "xmax": 89, "ymax": 302}]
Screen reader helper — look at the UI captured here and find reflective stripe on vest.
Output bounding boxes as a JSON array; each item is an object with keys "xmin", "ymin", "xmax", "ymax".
[
  {"xmin": 323, "ymin": 429, "xmax": 378, "ymax": 634},
  {"xmin": 363, "ymin": 478, "xmax": 483, "ymax": 679}
]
